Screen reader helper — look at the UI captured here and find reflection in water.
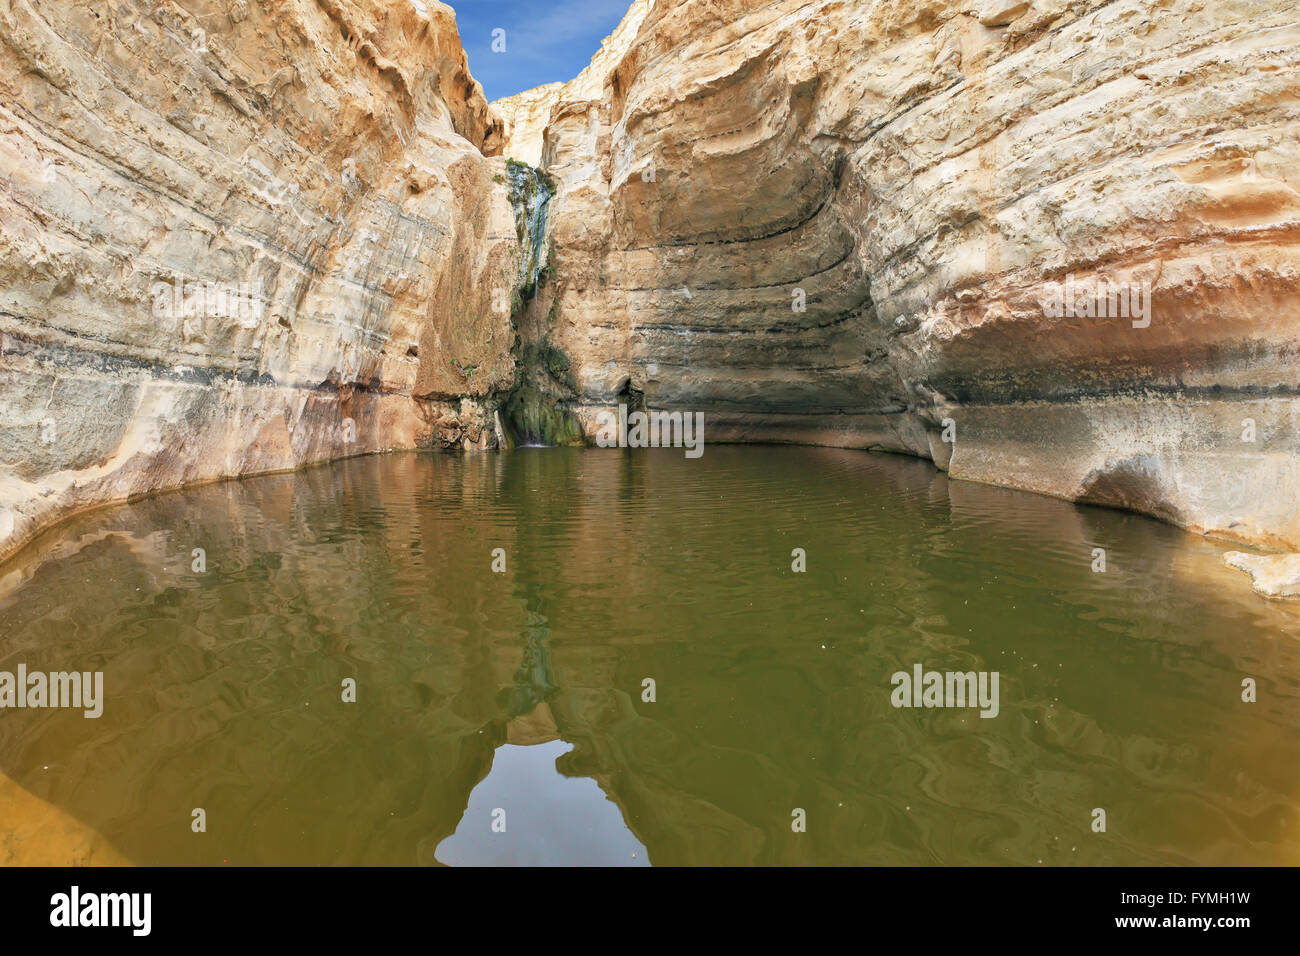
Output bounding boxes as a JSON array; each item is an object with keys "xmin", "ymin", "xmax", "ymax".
[
  {"xmin": 502, "ymin": 608, "xmax": 559, "ymax": 719},
  {"xmin": 0, "ymin": 447, "xmax": 1297, "ymax": 865},
  {"xmin": 435, "ymin": 730, "xmax": 649, "ymax": 867}
]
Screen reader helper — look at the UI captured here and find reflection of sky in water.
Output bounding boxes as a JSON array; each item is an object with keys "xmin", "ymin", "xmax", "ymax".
[{"xmin": 436, "ymin": 739, "xmax": 649, "ymax": 866}]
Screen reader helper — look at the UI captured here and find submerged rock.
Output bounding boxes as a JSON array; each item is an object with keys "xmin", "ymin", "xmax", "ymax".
[{"xmin": 1223, "ymin": 552, "xmax": 1300, "ymax": 600}]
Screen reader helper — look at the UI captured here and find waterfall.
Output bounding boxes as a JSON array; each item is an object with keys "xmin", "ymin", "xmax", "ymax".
[
  {"xmin": 505, "ymin": 159, "xmax": 554, "ymax": 295},
  {"xmin": 500, "ymin": 159, "xmax": 583, "ymax": 449}
]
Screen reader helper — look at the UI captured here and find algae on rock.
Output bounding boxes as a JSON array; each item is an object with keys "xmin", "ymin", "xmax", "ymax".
[
  {"xmin": 505, "ymin": 159, "xmax": 555, "ymax": 296},
  {"xmin": 499, "ymin": 159, "xmax": 580, "ymax": 447}
]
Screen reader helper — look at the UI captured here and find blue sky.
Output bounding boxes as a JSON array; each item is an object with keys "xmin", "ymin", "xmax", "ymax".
[{"xmin": 446, "ymin": 0, "xmax": 634, "ymax": 103}]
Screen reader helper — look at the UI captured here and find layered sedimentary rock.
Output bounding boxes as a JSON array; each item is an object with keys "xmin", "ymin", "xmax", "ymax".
[
  {"xmin": 0, "ymin": 0, "xmax": 523, "ymax": 564},
  {"xmin": 3, "ymin": 0, "xmax": 1299, "ymax": 572},
  {"xmin": 500, "ymin": 0, "xmax": 1300, "ymax": 554}
]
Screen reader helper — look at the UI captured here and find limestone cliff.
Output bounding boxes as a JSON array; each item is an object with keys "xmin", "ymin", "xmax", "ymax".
[
  {"xmin": 496, "ymin": 0, "xmax": 1300, "ymax": 556},
  {"xmin": 0, "ymin": 0, "xmax": 524, "ymax": 563}
]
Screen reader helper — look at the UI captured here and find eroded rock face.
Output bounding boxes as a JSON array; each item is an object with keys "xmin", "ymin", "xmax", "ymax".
[
  {"xmin": 499, "ymin": 0, "xmax": 1300, "ymax": 552},
  {"xmin": 0, "ymin": 0, "xmax": 524, "ymax": 562},
  {"xmin": 3, "ymin": 0, "xmax": 1299, "ymax": 567}
]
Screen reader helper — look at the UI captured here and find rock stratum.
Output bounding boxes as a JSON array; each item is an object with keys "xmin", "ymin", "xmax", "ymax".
[{"xmin": 3, "ymin": 0, "xmax": 1300, "ymax": 575}]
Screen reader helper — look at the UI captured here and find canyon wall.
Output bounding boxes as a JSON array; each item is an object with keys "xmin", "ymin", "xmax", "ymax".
[
  {"xmin": 3, "ymin": 0, "xmax": 1299, "ymax": 570},
  {"xmin": 0, "ymin": 0, "xmax": 523, "ymax": 564},
  {"xmin": 502, "ymin": 0, "xmax": 1300, "ymax": 554}
]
